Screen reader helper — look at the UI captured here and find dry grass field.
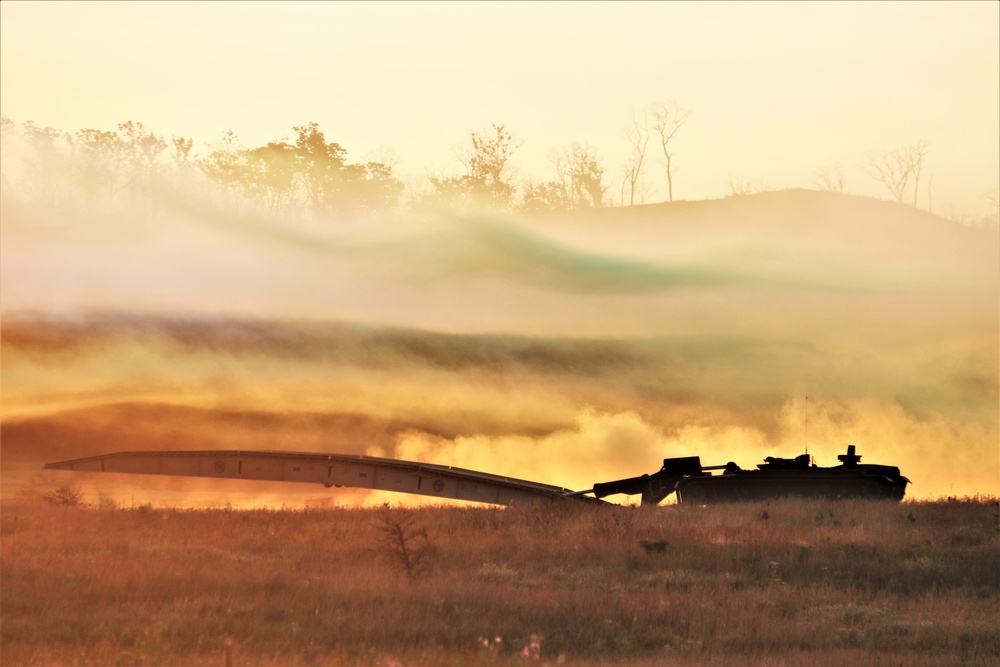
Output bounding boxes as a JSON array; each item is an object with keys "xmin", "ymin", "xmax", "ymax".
[{"xmin": 1, "ymin": 495, "xmax": 997, "ymax": 666}]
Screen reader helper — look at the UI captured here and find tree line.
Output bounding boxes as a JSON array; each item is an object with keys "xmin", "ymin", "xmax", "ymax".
[
  {"xmin": 0, "ymin": 104, "xmax": 693, "ymax": 220},
  {"xmin": 1, "ymin": 116, "xmax": 613, "ymax": 220},
  {"xmin": 0, "ymin": 118, "xmax": 405, "ymax": 220},
  {"xmin": 1, "ymin": 110, "xmax": 981, "ymax": 225}
]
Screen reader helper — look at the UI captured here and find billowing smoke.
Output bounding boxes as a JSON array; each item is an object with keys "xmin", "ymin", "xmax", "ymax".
[{"xmin": 1, "ymin": 145, "xmax": 996, "ymax": 504}]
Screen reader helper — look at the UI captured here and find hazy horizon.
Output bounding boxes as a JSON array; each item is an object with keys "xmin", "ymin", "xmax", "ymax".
[{"xmin": 3, "ymin": 186, "xmax": 996, "ymax": 502}]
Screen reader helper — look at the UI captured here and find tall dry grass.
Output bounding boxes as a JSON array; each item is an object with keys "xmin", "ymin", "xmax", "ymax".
[{"xmin": 1, "ymin": 496, "xmax": 997, "ymax": 666}]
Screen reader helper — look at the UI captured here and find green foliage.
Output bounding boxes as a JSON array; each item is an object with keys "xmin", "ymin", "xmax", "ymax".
[
  {"xmin": 3, "ymin": 117, "xmax": 404, "ymax": 222},
  {"xmin": 197, "ymin": 122, "xmax": 403, "ymax": 219},
  {"xmin": 289, "ymin": 121, "xmax": 348, "ymax": 218},
  {"xmin": 521, "ymin": 144, "xmax": 606, "ymax": 213},
  {"xmin": 2, "ymin": 115, "xmax": 622, "ymax": 221},
  {"xmin": 170, "ymin": 136, "xmax": 193, "ymax": 166},
  {"xmin": 198, "ymin": 129, "xmax": 245, "ymax": 201},
  {"xmin": 464, "ymin": 123, "xmax": 518, "ymax": 207},
  {"xmin": 424, "ymin": 123, "xmax": 520, "ymax": 210},
  {"xmin": 520, "ymin": 178, "xmax": 569, "ymax": 213},
  {"xmin": 243, "ymin": 140, "xmax": 298, "ymax": 214}
]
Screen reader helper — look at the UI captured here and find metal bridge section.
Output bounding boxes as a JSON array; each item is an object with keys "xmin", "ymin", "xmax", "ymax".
[{"xmin": 43, "ymin": 450, "xmax": 581, "ymax": 506}]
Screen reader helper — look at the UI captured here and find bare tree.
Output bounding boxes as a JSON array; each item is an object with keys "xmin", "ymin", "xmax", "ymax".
[
  {"xmin": 985, "ymin": 187, "xmax": 999, "ymax": 210},
  {"xmin": 648, "ymin": 101, "xmax": 691, "ymax": 202},
  {"xmin": 620, "ymin": 111, "xmax": 650, "ymax": 206},
  {"xmin": 364, "ymin": 146, "xmax": 402, "ymax": 175},
  {"xmin": 926, "ymin": 174, "xmax": 933, "ymax": 214},
  {"xmin": 863, "ymin": 147, "xmax": 909, "ymax": 203},
  {"xmin": 727, "ymin": 173, "xmax": 770, "ymax": 196},
  {"xmin": 983, "ymin": 187, "xmax": 1000, "ymax": 229},
  {"xmin": 813, "ymin": 163, "xmax": 846, "ymax": 193},
  {"xmin": 907, "ymin": 141, "xmax": 930, "ymax": 208},
  {"xmin": 863, "ymin": 141, "xmax": 930, "ymax": 207},
  {"xmin": 374, "ymin": 503, "xmax": 435, "ymax": 580},
  {"xmin": 550, "ymin": 142, "xmax": 606, "ymax": 208}
]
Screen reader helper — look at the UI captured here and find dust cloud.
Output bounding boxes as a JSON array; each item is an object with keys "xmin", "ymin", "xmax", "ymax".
[{"xmin": 1, "ymin": 154, "xmax": 997, "ymax": 505}]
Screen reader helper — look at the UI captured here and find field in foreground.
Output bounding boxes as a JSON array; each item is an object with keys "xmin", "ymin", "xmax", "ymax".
[{"xmin": 1, "ymin": 497, "xmax": 998, "ymax": 666}]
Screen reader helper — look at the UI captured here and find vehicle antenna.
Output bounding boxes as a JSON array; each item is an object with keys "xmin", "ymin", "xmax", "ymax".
[{"xmin": 804, "ymin": 395, "xmax": 809, "ymax": 456}]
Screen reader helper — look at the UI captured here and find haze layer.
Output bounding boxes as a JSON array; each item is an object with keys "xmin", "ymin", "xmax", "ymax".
[{"xmin": 2, "ymin": 182, "xmax": 996, "ymax": 504}]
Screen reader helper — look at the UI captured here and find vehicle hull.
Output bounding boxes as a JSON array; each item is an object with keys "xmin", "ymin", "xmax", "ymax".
[{"xmin": 676, "ymin": 467, "xmax": 908, "ymax": 503}]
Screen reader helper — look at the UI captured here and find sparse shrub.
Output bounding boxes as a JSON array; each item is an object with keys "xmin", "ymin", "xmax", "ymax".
[
  {"xmin": 96, "ymin": 492, "xmax": 118, "ymax": 510},
  {"xmin": 639, "ymin": 538, "xmax": 668, "ymax": 553},
  {"xmin": 373, "ymin": 503, "xmax": 435, "ymax": 580},
  {"xmin": 42, "ymin": 484, "xmax": 84, "ymax": 507}
]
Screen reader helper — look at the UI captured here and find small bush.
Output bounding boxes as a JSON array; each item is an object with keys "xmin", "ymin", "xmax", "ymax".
[
  {"xmin": 373, "ymin": 503, "xmax": 435, "ymax": 580},
  {"xmin": 639, "ymin": 538, "xmax": 669, "ymax": 553},
  {"xmin": 43, "ymin": 485, "xmax": 84, "ymax": 507}
]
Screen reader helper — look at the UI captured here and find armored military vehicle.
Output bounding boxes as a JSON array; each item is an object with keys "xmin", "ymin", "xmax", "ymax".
[
  {"xmin": 583, "ymin": 445, "xmax": 910, "ymax": 505},
  {"xmin": 45, "ymin": 444, "xmax": 908, "ymax": 506}
]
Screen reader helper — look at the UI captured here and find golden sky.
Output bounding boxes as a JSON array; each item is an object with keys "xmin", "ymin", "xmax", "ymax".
[{"xmin": 1, "ymin": 1, "xmax": 997, "ymax": 214}]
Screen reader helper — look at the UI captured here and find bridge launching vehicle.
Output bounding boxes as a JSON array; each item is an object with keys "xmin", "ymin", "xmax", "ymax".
[
  {"xmin": 575, "ymin": 445, "xmax": 910, "ymax": 506},
  {"xmin": 44, "ymin": 444, "xmax": 908, "ymax": 506}
]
